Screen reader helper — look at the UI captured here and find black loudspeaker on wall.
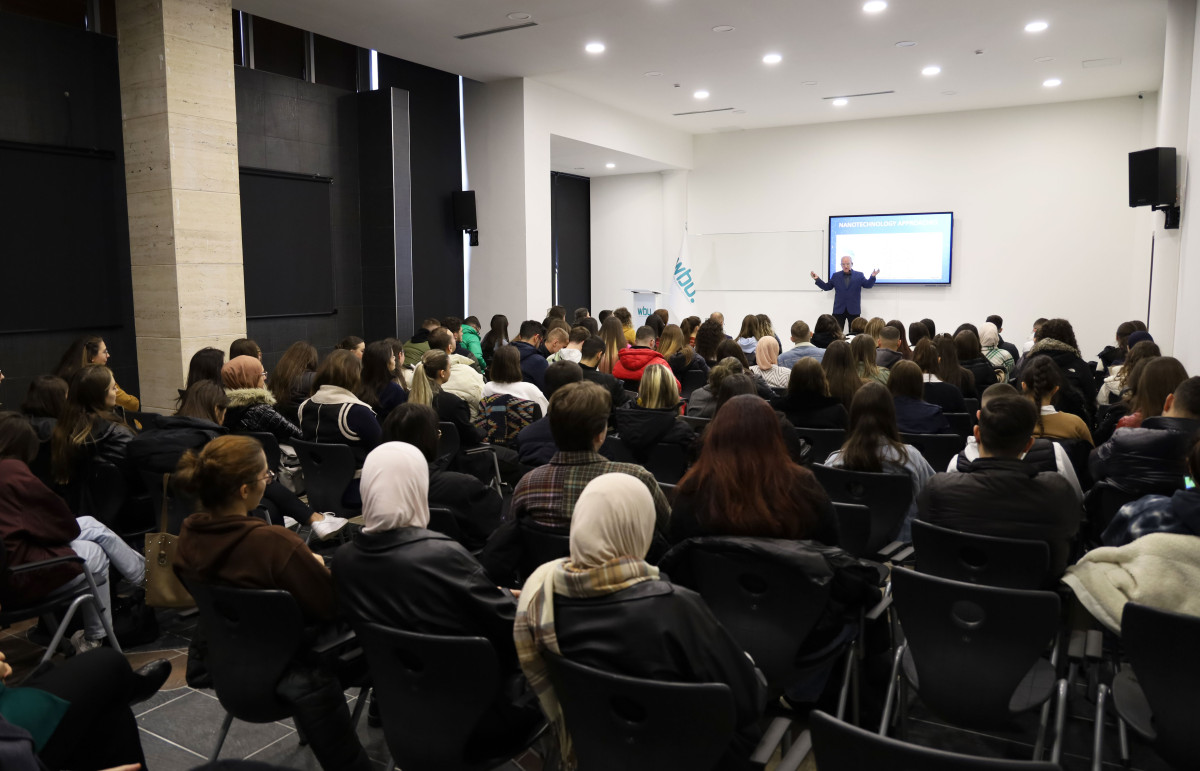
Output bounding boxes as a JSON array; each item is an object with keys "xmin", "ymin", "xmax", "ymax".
[
  {"xmin": 1128, "ymin": 147, "xmax": 1176, "ymax": 208},
  {"xmin": 453, "ymin": 190, "xmax": 478, "ymax": 245}
]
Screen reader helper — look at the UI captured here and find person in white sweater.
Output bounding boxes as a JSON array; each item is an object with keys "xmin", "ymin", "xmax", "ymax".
[{"xmin": 481, "ymin": 344, "xmax": 551, "ymax": 416}]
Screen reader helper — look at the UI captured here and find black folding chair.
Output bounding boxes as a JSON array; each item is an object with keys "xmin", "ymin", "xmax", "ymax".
[
  {"xmin": 882, "ymin": 569, "xmax": 1067, "ymax": 763},
  {"xmin": 291, "ymin": 439, "xmax": 359, "ymax": 517},
  {"xmin": 186, "ymin": 582, "xmax": 368, "ymax": 761},
  {"xmin": 517, "ymin": 518, "xmax": 571, "ymax": 578},
  {"xmin": 944, "ymin": 412, "xmax": 973, "ymax": 443},
  {"xmin": 812, "ymin": 465, "xmax": 912, "ymax": 558},
  {"xmin": 811, "ymin": 710, "xmax": 1062, "ymax": 771},
  {"xmin": 233, "ymin": 430, "xmax": 282, "ymax": 472},
  {"xmin": 355, "ymin": 623, "xmax": 545, "ymax": 771},
  {"xmin": 680, "ymin": 415, "xmax": 711, "ymax": 432},
  {"xmin": 1110, "ymin": 602, "xmax": 1200, "ymax": 770},
  {"xmin": 645, "ymin": 441, "xmax": 689, "ymax": 485},
  {"xmin": 680, "ymin": 370, "xmax": 709, "ymax": 401},
  {"xmin": 900, "ymin": 432, "xmax": 967, "ymax": 473},
  {"xmin": 911, "ymin": 520, "xmax": 1051, "ymax": 589},
  {"xmin": 546, "ymin": 651, "xmax": 736, "ymax": 771},
  {"xmin": 793, "ymin": 428, "xmax": 846, "ymax": 465},
  {"xmin": 427, "ymin": 506, "xmax": 467, "ymax": 545}
]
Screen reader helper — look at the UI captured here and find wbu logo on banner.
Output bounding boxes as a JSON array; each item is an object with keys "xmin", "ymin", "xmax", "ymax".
[
  {"xmin": 674, "ymin": 259, "xmax": 696, "ymax": 303},
  {"xmin": 667, "ymin": 228, "xmax": 699, "ymax": 322}
]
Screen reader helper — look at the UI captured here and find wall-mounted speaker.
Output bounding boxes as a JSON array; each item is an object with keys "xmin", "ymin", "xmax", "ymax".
[
  {"xmin": 452, "ymin": 190, "xmax": 477, "ymax": 231},
  {"xmin": 1129, "ymin": 147, "xmax": 1176, "ymax": 208}
]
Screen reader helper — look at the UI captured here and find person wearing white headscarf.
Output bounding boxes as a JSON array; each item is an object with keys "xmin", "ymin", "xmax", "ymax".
[
  {"xmin": 980, "ymin": 321, "xmax": 1015, "ymax": 379},
  {"xmin": 514, "ymin": 473, "xmax": 766, "ymax": 770},
  {"xmin": 332, "ymin": 441, "xmax": 542, "ymax": 753}
]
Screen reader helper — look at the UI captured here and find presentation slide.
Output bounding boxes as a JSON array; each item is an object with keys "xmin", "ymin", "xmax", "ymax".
[{"xmin": 828, "ymin": 212, "xmax": 953, "ymax": 285}]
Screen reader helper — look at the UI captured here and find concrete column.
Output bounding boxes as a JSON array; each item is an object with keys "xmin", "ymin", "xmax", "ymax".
[
  {"xmin": 1149, "ymin": 0, "xmax": 1196, "ymax": 353},
  {"xmin": 116, "ymin": 0, "xmax": 246, "ymax": 412}
]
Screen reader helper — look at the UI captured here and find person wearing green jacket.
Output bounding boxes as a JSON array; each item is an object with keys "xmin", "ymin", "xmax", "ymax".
[{"xmin": 461, "ymin": 316, "xmax": 486, "ymax": 371}]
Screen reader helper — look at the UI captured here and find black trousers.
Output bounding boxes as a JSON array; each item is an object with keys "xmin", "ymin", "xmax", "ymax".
[
  {"xmin": 27, "ymin": 647, "xmax": 146, "ymax": 770},
  {"xmin": 834, "ymin": 312, "xmax": 860, "ymax": 332}
]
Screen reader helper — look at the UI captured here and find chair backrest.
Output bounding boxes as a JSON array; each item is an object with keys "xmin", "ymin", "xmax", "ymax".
[
  {"xmin": 644, "ymin": 442, "xmax": 689, "ymax": 485},
  {"xmin": 138, "ymin": 469, "xmax": 198, "ymax": 535},
  {"xmin": 290, "ymin": 439, "xmax": 358, "ymax": 516},
  {"xmin": 793, "ymin": 428, "xmax": 846, "ymax": 465},
  {"xmin": 911, "ymin": 520, "xmax": 1051, "ymax": 589},
  {"xmin": 810, "ymin": 710, "xmax": 1062, "ymax": 771},
  {"xmin": 234, "ymin": 430, "xmax": 282, "ymax": 472},
  {"xmin": 600, "ymin": 435, "xmax": 638, "ymax": 464},
  {"xmin": 664, "ymin": 538, "xmax": 833, "ymax": 696},
  {"xmin": 355, "ymin": 622, "xmax": 499, "ymax": 771},
  {"xmin": 680, "ymin": 415, "xmax": 711, "ymax": 432},
  {"xmin": 436, "ymin": 421, "xmax": 461, "ymax": 471},
  {"xmin": 185, "ymin": 582, "xmax": 302, "ymax": 723},
  {"xmin": 518, "ymin": 518, "xmax": 571, "ymax": 577},
  {"xmin": 891, "ymin": 568, "xmax": 1060, "ymax": 727},
  {"xmin": 900, "ymin": 433, "xmax": 967, "ymax": 472},
  {"xmin": 963, "ymin": 398, "xmax": 980, "ymax": 415},
  {"xmin": 680, "ymin": 369, "xmax": 708, "ymax": 400},
  {"xmin": 427, "ymin": 506, "xmax": 466, "ymax": 544},
  {"xmin": 474, "ymin": 394, "xmax": 542, "ymax": 448},
  {"xmin": 944, "ymin": 412, "xmax": 973, "ymax": 442},
  {"xmin": 74, "ymin": 455, "xmax": 131, "ymax": 530},
  {"xmin": 1120, "ymin": 602, "xmax": 1200, "ymax": 767},
  {"xmin": 545, "ymin": 651, "xmax": 736, "ymax": 771},
  {"xmin": 831, "ymin": 502, "xmax": 873, "ymax": 558},
  {"xmin": 811, "ymin": 465, "xmax": 912, "ymax": 554}
]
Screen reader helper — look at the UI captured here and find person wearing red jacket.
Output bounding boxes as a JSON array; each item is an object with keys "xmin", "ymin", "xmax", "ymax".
[{"xmin": 612, "ymin": 326, "xmax": 681, "ymax": 390}]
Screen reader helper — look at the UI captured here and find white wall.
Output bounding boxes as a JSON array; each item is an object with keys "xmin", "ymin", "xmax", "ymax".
[
  {"xmin": 677, "ymin": 96, "xmax": 1155, "ymax": 358},
  {"xmin": 591, "ymin": 173, "xmax": 665, "ymax": 311},
  {"xmin": 1175, "ymin": 2, "xmax": 1200, "ymax": 373}
]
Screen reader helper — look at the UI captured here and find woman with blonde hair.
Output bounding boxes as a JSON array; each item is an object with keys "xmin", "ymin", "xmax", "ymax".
[
  {"xmin": 411, "ymin": 349, "xmax": 484, "ymax": 450},
  {"xmin": 515, "ymin": 473, "xmax": 765, "ymax": 771},
  {"xmin": 598, "ymin": 315, "xmax": 627, "ymax": 375},
  {"xmin": 658, "ymin": 323, "xmax": 708, "ymax": 381},
  {"xmin": 613, "ymin": 363, "xmax": 695, "ymax": 462},
  {"xmin": 749, "ymin": 336, "xmax": 791, "ymax": 390}
]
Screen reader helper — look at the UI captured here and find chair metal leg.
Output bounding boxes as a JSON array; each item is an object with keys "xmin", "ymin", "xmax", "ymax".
[
  {"xmin": 1049, "ymin": 679, "xmax": 1069, "ymax": 765},
  {"xmin": 210, "ymin": 712, "xmax": 234, "ymax": 761},
  {"xmin": 775, "ymin": 728, "xmax": 813, "ymax": 771},
  {"xmin": 835, "ymin": 643, "xmax": 855, "ymax": 721},
  {"xmin": 81, "ymin": 567, "xmax": 122, "ymax": 654},
  {"xmin": 851, "ymin": 646, "xmax": 861, "ymax": 726},
  {"xmin": 1092, "ymin": 684, "xmax": 1109, "ymax": 771},
  {"xmin": 350, "ymin": 686, "xmax": 370, "ymax": 727},
  {"xmin": 879, "ymin": 643, "xmax": 906, "ymax": 736},
  {"xmin": 1118, "ymin": 715, "xmax": 1130, "ymax": 767},
  {"xmin": 40, "ymin": 594, "xmax": 92, "ymax": 666},
  {"xmin": 750, "ymin": 716, "xmax": 793, "ymax": 766}
]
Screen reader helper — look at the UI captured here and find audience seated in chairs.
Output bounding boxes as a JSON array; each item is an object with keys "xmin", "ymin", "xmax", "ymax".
[
  {"xmin": 173, "ymin": 435, "xmax": 371, "ymax": 771},
  {"xmin": 888, "ymin": 361, "xmax": 951, "ymax": 435},
  {"xmin": 1102, "ymin": 429, "xmax": 1200, "ymax": 547},
  {"xmin": 1020, "ymin": 356, "xmax": 1094, "ymax": 447},
  {"xmin": 403, "ymin": 318, "xmax": 439, "ymax": 366},
  {"xmin": 716, "ymin": 339, "xmax": 776, "ymax": 399},
  {"xmin": 955, "ymin": 329, "xmax": 999, "ymax": 393},
  {"xmin": 516, "ymin": 360, "xmax": 584, "ymax": 467},
  {"xmin": 511, "ymin": 320, "xmax": 550, "ymax": 393},
  {"xmin": 912, "ymin": 338, "xmax": 966, "ymax": 414},
  {"xmin": 268, "ymin": 341, "xmax": 318, "ymax": 424},
  {"xmin": 547, "ymin": 325, "xmax": 587, "ymax": 365},
  {"xmin": 687, "ymin": 357, "xmax": 747, "ymax": 419},
  {"xmin": 980, "ymin": 321, "xmax": 1015, "ymax": 380},
  {"xmin": 946, "ymin": 383, "xmax": 1082, "ymax": 499},
  {"xmin": 612, "ymin": 363, "xmax": 695, "ymax": 464},
  {"xmin": 823, "ymin": 382, "xmax": 935, "ymax": 540},
  {"xmin": 714, "ymin": 374, "xmax": 810, "ymax": 466},
  {"xmin": 850, "ymin": 334, "xmax": 889, "ymax": 386},
  {"xmin": 356, "ymin": 340, "xmax": 407, "ymax": 422},
  {"xmin": 933, "ymin": 335, "xmax": 978, "ymax": 399},
  {"xmin": 613, "ymin": 326, "xmax": 677, "ymax": 389},
  {"xmin": 222, "ymin": 355, "xmax": 302, "ymax": 444},
  {"xmin": 479, "ymin": 313, "xmax": 510, "ymax": 373},
  {"xmin": 20, "ymin": 375, "xmax": 67, "ymax": 443},
  {"xmin": 1097, "ymin": 335, "xmax": 1157, "ymax": 409},
  {"xmin": 331, "ymin": 442, "xmax": 541, "ymax": 752},
  {"xmin": 917, "ymin": 394, "xmax": 1082, "ymax": 578},
  {"xmin": 749, "ymin": 336, "xmax": 791, "ymax": 390},
  {"xmin": 578, "ymin": 335, "xmax": 630, "ymax": 417},
  {"xmin": 668, "ymin": 395, "xmax": 836, "ymax": 546},
  {"xmin": 177, "ymin": 346, "xmax": 226, "ymax": 406},
  {"xmin": 658, "ymin": 323, "xmax": 709, "ymax": 382},
  {"xmin": 1016, "ymin": 318, "xmax": 1098, "ymax": 421},
  {"xmin": 874, "ymin": 325, "xmax": 904, "ymax": 369},
  {"xmin": 772, "ymin": 358, "xmax": 848, "ymax": 429},
  {"xmin": 778, "ymin": 320, "xmax": 826, "ymax": 368},
  {"xmin": 514, "ymin": 473, "xmax": 766, "ymax": 771},
  {"xmin": 821, "ymin": 340, "xmax": 862, "ymax": 411},
  {"xmin": 1111, "ymin": 355, "xmax": 1188, "ymax": 431},
  {"xmin": 0, "ymin": 646, "xmax": 170, "ymax": 771},
  {"xmin": 54, "ymin": 335, "xmax": 139, "ymax": 412},
  {"xmin": 298, "ymin": 349, "xmax": 382, "ymax": 465},
  {"xmin": 694, "ymin": 318, "xmax": 727, "ymax": 366},
  {"xmin": 483, "ymin": 344, "xmax": 550, "ymax": 416},
  {"xmin": 427, "ymin": 326, "xmax": 485, "ymax": 419},
  {"xmin": 230, "ymin": 337, "xmax": 264, "ymax": 360},
  {"xmin": 0, "ymin": 412, "xmax": 146, "ymax": 654},
  {"xmin": 381, "ymin": 403, "xmax": 502, "ymax": 550}
]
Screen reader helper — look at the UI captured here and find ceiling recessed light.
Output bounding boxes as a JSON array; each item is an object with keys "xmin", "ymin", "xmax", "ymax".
[
  {"xmin": 863, "ymin": 1, "xmax": 887, "ymax": 13},
  {"xmin": 1043, "ymin": 78, "xmax": 1062, "ymax": 87},
  {"xmin": 712, "ymin": 25, "xmax": 735, "ymax": 32},
  {"xmin": 763, "ymin": 53, "xmax": 782, "ymax": 64},
  {"xmin": 895, "ymin": 40, "xmax": 917, "ymax": 47},
  {"xmin": 922, "ymin": 65, "xmax": 941, "ymax": 76},
  {"xmin": 643, "ymin": 71, "xmax": 663, "ymax": 77},
  {"xmin": 506, "ymin": 12, "xmax": 531, "ymax": 21},
  {"xmin": 1025, "ymin": 21, "xmax": 1049, "ymax": 32},
  {"xmin": 585, "ymin": 41, "xmax": 605, "ymax": 54},
  {"xmin": 694, "ymin": 90, "xmax": 710, "ymax": 99},
  {"xmin": 832, "ymin": 98, "xmax": 848, "ymax": 106},
  {"xmin": 801, "ymin": 80, "xmax": 818, "ymax": 86},
  {"xmin": 1034, "ymin": 56, "xmax": 1055, "ymax": 63},
  {"xmin": 605, "ymin": 163, "xmax": 616, "ymax": 169}
]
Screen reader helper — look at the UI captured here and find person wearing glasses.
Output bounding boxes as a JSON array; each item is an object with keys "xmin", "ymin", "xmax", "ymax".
[{"xmin": 174, "ymin": 435, "xmax": 372, "ymax": 771}]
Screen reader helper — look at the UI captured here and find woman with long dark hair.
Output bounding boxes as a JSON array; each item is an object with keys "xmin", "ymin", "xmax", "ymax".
[
  {"xmin": 772, "ymin": 358, "xmax": 848, "ymax": 429},
  {"xmin": 670, "ymin": 394, "xmax": 836, "ymax": 545},
  {"xmin": 823, "ymin": 381, "xmax": 935, "ymax": 539},
  {"xmin": 821, "ymin": 340, "xmax": 861, "ymax": 410},
  {"xmin": 694, "ymin": 318, "xmax": 728, "ymax": 365},
  {"xmin": 934, "ymin": 335, "xmax": 977, "ymax": 398},
  {"xmin": 480, "ymin": 314, "xmax": 509, "ymax": 371},
  {"xmin": 955, "ymin": 329, "xmax": 998, "ymax": 391},
  {"xmin": 358, "ymin": 340, "xmax": 407, "ymax": 421},
  {"xmin": 1019, "ymin": 356, "xmax": 1093, "ymax": 445},
  {"xmin": 850, "ymin": 334, "xmax": 889, "ymax": 385},
  {"xmin": 269, "ymin": 341, "xmax": 318, "ymax": 422},
  {"xmin": 735, "ymin": 314, "xmax": 762, "ymax": 359},
  {"xmin": 912, "ymin": 338, "xmax": 966, "ymax": 413},
  {"xmin": 1114, "ymin": 356, "xmax": 1188, "ymax": 430},
  {"xmin": 811, "ymin": 314, "xmax": 842, "ymax": 349},
  {"xmin": 51, "ymin": 365, "xmax": 133, "ymax": 486},
  {"xmin": 54, "ymin": 335, "xmax": 139, "ymax": 412},
  {"xmin": 888, "ymin": 360, "xmax": 951, "ymax": 434},
  {"xmin": 887, "ymin": 319, "xmax": 912, "ymax": 359},
  {"xmin": 598, "ymin": 315, "xmax": 627, "ymax": 375}
]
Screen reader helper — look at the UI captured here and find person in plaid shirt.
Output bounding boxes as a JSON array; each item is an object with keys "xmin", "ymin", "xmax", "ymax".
[{"xmin": 510, "ymin": 381, "xmax": 670, "ymax": 534}]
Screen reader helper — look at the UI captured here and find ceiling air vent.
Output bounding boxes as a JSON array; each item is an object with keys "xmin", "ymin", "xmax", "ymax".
[
  {"xmin": 673, "ymin": 107, "xmax": 736, "ymax": 116},
  {"xmin": 455, "ymin": 22, "xmax": 538, "ymax": 40},
  {"xmin": 822, "ymin": 90, "xmax": 895, "ymax": 101}
]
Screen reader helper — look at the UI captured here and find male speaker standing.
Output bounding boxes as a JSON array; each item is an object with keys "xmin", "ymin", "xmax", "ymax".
[{"xmin": 811, "ymin": 256, "xmax": 879, "ymax": 332}]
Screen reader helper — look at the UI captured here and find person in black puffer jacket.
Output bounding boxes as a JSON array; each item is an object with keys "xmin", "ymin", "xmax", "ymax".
[
  {"xmin": 955, "ymin": 330, "xmax": 998, "ymax": 392},
  {"xmin": 612, "ymin": 364, "xmax": 695, "ymax": 463},
  {"xmin": 220, "ymin": 356, "xmax": 302, "ymax": 444},
  {"xmin": 1090, "ymin": 377, "xmax": 1200, "ymax": 496}
]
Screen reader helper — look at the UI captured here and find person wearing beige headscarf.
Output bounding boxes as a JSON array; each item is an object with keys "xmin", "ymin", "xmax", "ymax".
[
  {"xmin": 514, "ymin": 473, "xmax": 766, "ymax": 770},
  {"xmin": 333, "ymin": 442, "xmax": 542, "ymax": 749},
  {"xmin": 750, "ymin": 335, "xmax": 790, "ymax": 390},
  {"xmin": 980, "ymin": 321, "xmax": 1015, "ymax": 379}
]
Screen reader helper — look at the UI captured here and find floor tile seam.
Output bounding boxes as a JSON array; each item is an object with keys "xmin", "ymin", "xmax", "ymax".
[
  {"xmin": 134, "ymin": 687, "xmax": 195, "ymax": 718},
  {"xmin": 138, "ymin": 726, "xmax": 207, "ymax": 759}
]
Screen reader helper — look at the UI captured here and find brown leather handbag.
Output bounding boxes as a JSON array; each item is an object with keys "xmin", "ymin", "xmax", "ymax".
[{"xmin": 144, "ymin": 474, "xmax": 194, "ymax": 608}]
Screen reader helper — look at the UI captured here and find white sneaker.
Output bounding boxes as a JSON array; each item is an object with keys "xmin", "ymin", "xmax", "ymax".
[
  {"xmin": 70, "ymin": 629, "xmax": 103, "ymax": 654},
  {"xmin": 310, "ymin": 514, "xmax": 349, "ymax": 541},
  {"xmin": 283, "ymin": 516, "xmax": 300, "ymax": 530}
]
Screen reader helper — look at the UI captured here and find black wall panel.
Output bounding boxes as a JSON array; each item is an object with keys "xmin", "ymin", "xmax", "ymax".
[{"xmin": 551, "ymin": 172, "xmax": 591, "ymax": 313}]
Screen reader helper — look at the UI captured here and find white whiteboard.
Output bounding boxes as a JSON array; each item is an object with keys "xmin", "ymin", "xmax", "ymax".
[{"xmin": 686, "ymin": 230, "xmax": 825, "ymax": 292}]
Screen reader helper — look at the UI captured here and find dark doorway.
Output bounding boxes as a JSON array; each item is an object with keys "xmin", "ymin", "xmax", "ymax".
[{"xmin": 551, "ymin": 172, "xmax": 591, "ymax": 312}]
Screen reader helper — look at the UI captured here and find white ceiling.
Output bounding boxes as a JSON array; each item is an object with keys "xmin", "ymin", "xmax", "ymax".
[
  {"xmin": 550, "ymin": 135, "xmax": 678, "ymax": 177},
  {"xmin": 236, "ymin": 0, "xmax": 1167, "ymax": 134}
]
